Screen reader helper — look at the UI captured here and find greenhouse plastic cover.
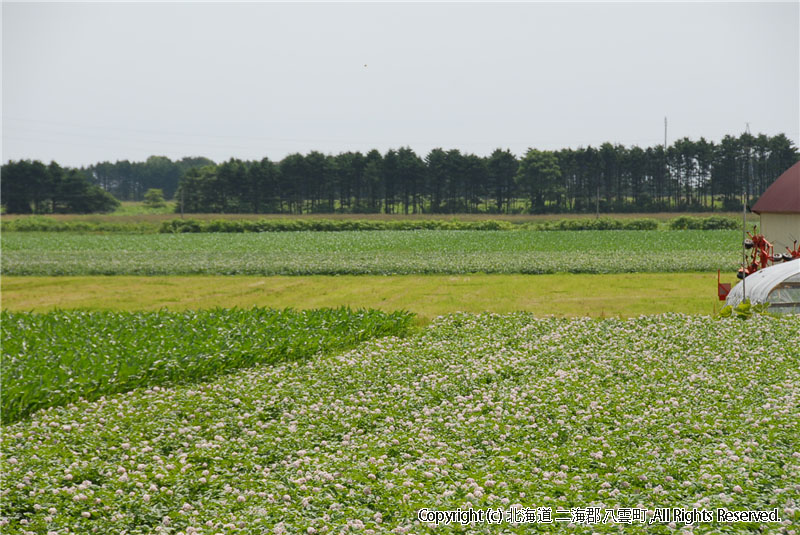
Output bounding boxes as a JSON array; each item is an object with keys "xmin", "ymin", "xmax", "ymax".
[{"xmin": 726, "ymin": 260, "xmax": 800, "ymax": 313}]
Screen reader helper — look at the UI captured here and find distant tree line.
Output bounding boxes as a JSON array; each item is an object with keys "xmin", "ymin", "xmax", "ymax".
[
  {"xmin": 87, "ymin": 156, "xmax": 215, "ymax": 201},
  {"xmin": 2, "ymin": 132, "xmax": 797, "ymax": 214},
  {"xmin": 1, "ymin": 160, "xmax": 119, "ymax": 214},
  {"xmin": 171, "ymin": 133, "xmax": 797, "ymax": 214}
]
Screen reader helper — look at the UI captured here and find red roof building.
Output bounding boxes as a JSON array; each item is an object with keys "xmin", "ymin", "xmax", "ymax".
[
  {"xmin": 752, "ymin": 161, "xmax": 800, "ymax": 214},
  {"xmin": 752, "ymin": 161, "xmax": 800, "ymax": 252}
]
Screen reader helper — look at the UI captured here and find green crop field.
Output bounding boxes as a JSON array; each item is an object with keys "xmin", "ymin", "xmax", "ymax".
[
  {"xmin": 0, "ymin": 308, "xmax": 413, "ymax": 424},
  {"xmin": 2, "ymin": 313, "xmax": 798, "ymax": 533},
  {"xmin": 1, "ymin": 230, "xmax": 741, "ymax": 276}
]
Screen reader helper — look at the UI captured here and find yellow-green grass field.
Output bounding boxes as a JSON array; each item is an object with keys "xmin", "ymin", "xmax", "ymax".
[{"xmin": 1, "ymin": 272, "xmax": 728, "ymax": 322}]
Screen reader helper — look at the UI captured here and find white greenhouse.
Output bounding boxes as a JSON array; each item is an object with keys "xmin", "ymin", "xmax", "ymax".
[{"xmin": 725, "ymin": 260, "xmax": 800, "ymax": 314}]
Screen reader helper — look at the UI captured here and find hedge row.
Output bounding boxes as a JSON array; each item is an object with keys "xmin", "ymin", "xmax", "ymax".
[
  {"xmin": 158, "ymin": 218, "xmax": 665, "ymax": 233},
  {"xmin": 530, "ymin": 218, "xmax": 658, "ymax": 231},
  {"xmin": 1, "ymin": 216, "xmax": 741, "ymax": 233},
  {"xmin": 158, "ymin": 219, "xmax": 518, "ymax": 233},
  {"xmin": 0, "ymin": 217, "xmax": 158, "ymax": 233},
  {"xmin": 668, "ymin": 216, "xmax": 741, "ymax": 230}
]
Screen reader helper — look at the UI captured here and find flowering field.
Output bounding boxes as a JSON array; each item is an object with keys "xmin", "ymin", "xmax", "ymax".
[
  {"xmin": 1, "ymin": 230, "xmax": 740, "ymax": 276},
  {"xmin": 2, "ymin": 313, "xmax": 798, "ymax": 534}
]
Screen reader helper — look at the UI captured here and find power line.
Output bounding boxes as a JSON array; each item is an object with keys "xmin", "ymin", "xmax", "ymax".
[{"xmin": 3, "ymin": 115, "xmax": 728, "ymax": 150}]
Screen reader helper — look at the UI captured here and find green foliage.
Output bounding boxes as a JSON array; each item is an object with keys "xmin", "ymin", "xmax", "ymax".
[
  {"xmin": 669, "ymin": 215, "xmax": 741, "ymax": 230},
  {"xmin": 90, "ymin": 155, "xmax": 215, "ymax": 201},
  {"xmin": 530, "ymin": 217, "xmax": 658, "ymax": 231},
  {"xmin": 718, "ymin": 299, "xmax": 771, "ymax": 319},
  {"xmin": 4, "ymin": 132, "xmax": 798, "ymax": 216},
  {"xmin": 0, "ymin": 160, "xmax": 120, "ymax": 214},
  {"xmin": 0, "ymin": 215, "xmax": 746, "ymax": 234},
  {"xmin": 68, "ymin": 181, "xmax": 120, "ymax": 214},
  {"xmin": 0, "ymin": 217, "xmax": 158, "ymax": 233},
  {"xmin": 487, "ymin": 148, "xmax": 519, "ymax": 213},
  {"xmin": 158, "ymin": 218, "xmax": 517, "ymax": 233},
  {"xmin": 0, "ymin": 307, "xmax": 414, "ymax": 424},
  {"xmin": 158, "ymin": 218, "xmax": 658, "ymax": 233},
  {"xmin": 143, "ymin": 188, "xmax": 166, "ymax": 208},
  {"xmin": 1, "ymin": 230, "xmax": 741, "ymax": 276},
  {"xmin": 111, "ymin": 200, "xmax": 177, "ymax": 215},
  {"xmin": 515, "ymin": 148, "xmax": 563, "ymax": 212},
  {"xmin": 0, "ymin": 160, "xmax": 47, "ymax": 213}
]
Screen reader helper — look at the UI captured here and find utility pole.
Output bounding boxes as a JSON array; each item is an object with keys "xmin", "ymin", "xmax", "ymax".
[
  {"xmin": 741, "ymin": 123, "xmax": 752, "ymax": 302},
  {"xmin": 745, "ymin": 123, "xmax": 753, "ymax": 207},
  {"xmin": 742, "ymin": 187, "xmax": 747, "ymax": 301},
  {"xmin": 180, "ymin": 188, "xmax": 184, "ymax": 219},
  {"xmin": 596, "ymin": 184, "xmax": 600, "ymax": 219},
  {"xmin": 664, "ymin": 117, "xmax": 669, "ymax": 209}
]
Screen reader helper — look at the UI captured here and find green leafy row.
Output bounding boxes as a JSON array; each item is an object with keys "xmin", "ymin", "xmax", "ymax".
[
  {"xmin": 0, "ymin": 307, "xmax": 415, "ymax": 424},
  {"xmin": 1, "ymin": 230, "xmax": 741, "ymax": 275}
]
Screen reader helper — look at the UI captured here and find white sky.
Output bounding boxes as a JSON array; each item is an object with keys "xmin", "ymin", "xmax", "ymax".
[{"xmin": 2, "ymin": 1, "xmax": 799, "ymax": 167}]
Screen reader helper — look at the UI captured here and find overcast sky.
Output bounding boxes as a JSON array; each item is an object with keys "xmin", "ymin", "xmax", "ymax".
[{"xmin": 2, "ymin": 1, "xmax": 798, "ymax": 167}]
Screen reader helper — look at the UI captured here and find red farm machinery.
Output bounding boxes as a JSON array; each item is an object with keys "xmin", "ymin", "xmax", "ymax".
[{"xmin": 717, "ymin": 228, "xmax": 800, "ymax": 301}]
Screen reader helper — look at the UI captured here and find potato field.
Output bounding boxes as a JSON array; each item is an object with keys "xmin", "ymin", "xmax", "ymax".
[
  {"xmin": 2, "ymin": 314, "xmax": 799, "ymax": 534},
  {"xmin": 1, "ymin": 230, "xmax": 740, "ymax": 276},
  {"xmin": 2, "ymin": 223, "xmax": 799, "ymax": 534}
]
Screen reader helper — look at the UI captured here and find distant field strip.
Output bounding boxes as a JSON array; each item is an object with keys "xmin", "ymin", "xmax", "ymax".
[
  {"xmin": 1, "ymin": 230, "xmax": 741, "ymax": 275},
  {"xmin": 0, "ymin": 273, "xmax": 725, "ymax": 319}
]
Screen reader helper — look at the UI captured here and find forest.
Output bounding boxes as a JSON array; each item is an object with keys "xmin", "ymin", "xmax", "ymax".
[
  {"xmin": 0, "ymin": 160, "xmax": 119, "ymax": 214},
  {"xmin": 2, "ymin": 132, "xmax": 797, "ymax": 214}
]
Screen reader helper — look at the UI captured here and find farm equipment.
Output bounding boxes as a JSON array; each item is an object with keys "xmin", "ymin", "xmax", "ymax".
[
  {"xmin": 718, "ymin": 230, "xmax": 800, "ymax": 301},
  {"xmin": 737, "ymin": 228, "xmax": 773, "ymax": 279},
  {"xmin": 783, "ymin": 240, "xmax": 800, "ymax": 261},
  {"xmin": 717, "ymin": 270, "xmax": 731, "ymax": 300}
]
